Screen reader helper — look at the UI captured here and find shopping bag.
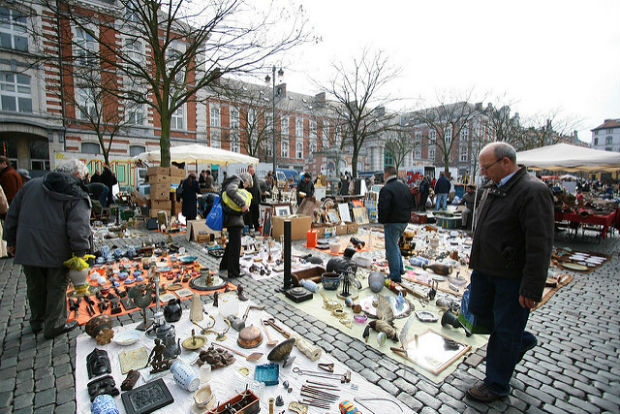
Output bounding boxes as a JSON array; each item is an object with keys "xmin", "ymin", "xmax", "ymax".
[
  {"xmin": 458, "ymin": 283, "xmax": 491, "ymax": 335},
  {"xmin": 205, "ymin": 195, "xmax": 224, "ymax": 231}
]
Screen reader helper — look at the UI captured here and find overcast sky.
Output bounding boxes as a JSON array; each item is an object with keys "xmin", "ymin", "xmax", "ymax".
[{"xmin": 268, "ymin": 0, "xmax": 619, "ymax": 143}]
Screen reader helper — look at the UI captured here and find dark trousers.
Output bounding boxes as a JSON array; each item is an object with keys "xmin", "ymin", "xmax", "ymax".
[
  {"xmin": 419, "ymin": 193, "xmax": 429, "ymax": 211},
  {"xmin": 244, "ymin": 204, "xmax": 260, "ymax": 230},
  {"xmin": 23, "ymin": 266, "xmax": 69, "ymax": 336},
  {"xmin": 468, "ymin": 270, "xmax": 532, "ymax": 395},
  {"xmin": 219, "ymin": 226, "xmax": 242, "ymax": 278}
]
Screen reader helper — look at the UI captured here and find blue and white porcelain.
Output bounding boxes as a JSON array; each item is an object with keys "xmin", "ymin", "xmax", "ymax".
[
  {"xmin": 171, "ymin": 360, "xmax": 200, "ymax": 392},
  {"xmin": 91, "ymin": 394, "xmax": 119, "ymax": 414}
]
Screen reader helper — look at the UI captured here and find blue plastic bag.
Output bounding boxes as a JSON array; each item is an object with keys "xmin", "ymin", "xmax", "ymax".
[
  {"xmin": 205, "ymin": 195, "xmax": 223, "ymax": 231},
  {"xmin": 458, "ymin": 283, "xmax": 490, "ymax": 335}
]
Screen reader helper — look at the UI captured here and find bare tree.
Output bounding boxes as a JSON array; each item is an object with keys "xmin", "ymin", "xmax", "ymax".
[
  {"xmin": 413, "ymin": 92, "xmax": 479, "ymax": 174},
  {"xmin": 483, "ymin": 101, "xmax": 522, "ymax": 144},
  {"xmin": 323, "ymin": 49, "xmax": 400, "ymax": 177},
  {"xmin": 511, "ymin": 111, "xmax": 582, "ymax": 151},
  {"xmin": 384, "ymin": 126, "xmax": 415, "ymax": 172},
  {"xmin": 35, "ymin": 0, "xmax": 311, "ymax": 167}
]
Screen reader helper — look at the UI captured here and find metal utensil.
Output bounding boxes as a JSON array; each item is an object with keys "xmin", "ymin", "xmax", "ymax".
[{"xmin": 212, "ymin": 342, "xmax": 263, "ymax": 362}]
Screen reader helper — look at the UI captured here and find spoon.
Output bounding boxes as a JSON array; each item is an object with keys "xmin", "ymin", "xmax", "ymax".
[
  {"xmin": 262, "ymin": 320, "xmax": 278, "ymax": 347},
  {"xmin": 212, "ymin": 342, "xmax": 263, "ymax": 362}
]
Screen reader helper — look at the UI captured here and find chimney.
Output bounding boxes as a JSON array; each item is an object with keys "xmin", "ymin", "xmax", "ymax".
[{"xmin": 314, "ymin": 92, "xmax": 326, "ymax": 106}]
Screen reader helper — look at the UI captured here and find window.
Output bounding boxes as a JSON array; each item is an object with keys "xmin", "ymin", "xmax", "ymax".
[
  {"xmin": 265, "ymin": 141, "xmax": 273, "ymax": 157},
  {"xmin": 172, "ymin": 104, "xmax": 185, "ymax": 130},
  {"xmin": 210, "ymin": 129, "xmax": 220, "ymax": 148},
  {"xmin": 0, "ymin": 72, "xmax": 31, "ymax": 112},
  {"xmin": 29, "ymin": 140, "xmax": 49, "ymax": 170},
  {"xmin": 445, "ymin": 126, "xmax": 452, "ymax": 144},
  {"xmin": 607, "ymin": 128, "xmax": 614, "ymax": 134},
  {"xmin": 415, "ymin": 148, "xmax": 421, "ymax": 159},
  {"xmin": 75, "ymin": 88, "xmax": 96, "ymax": 120},
  {"xmin": 210, "ymin": 104, "xmax": 220, "ymax": 127},
  {"xmin": 129, "ymin": 145, "xmax": 145, "ymax": 157},
  {"xmin": 281, "ymin": 116, "xmax": 289, "ymax": 137},
  {"xmin": 247, "ymin": 108, "xmax": 256, "ymax": 127},
  {"xmin": 322, "ymin": 121, "xmax": 330, "ymax": 148},
  {"xmin": 594, "ymin": 137, "xmax": 599, "ymax": 145},
  {"xmin": 126, "ymin": 103, "xmax": 145, "ymax": 125},
  {"xmin": 309, "ymin": 139, "xmax": 317, "ymax": 153},
  {"xmin": 230, "ymin": 132, "xmax": 240, "ymax": 153},
  {"xmin": 75, "ymin": 28, "xmax": 98, "ymax": 66},
  {"xmin": 281, "ymin": 140, "xmax": 289, "ymax": 158},
  {"xmin": 460, "ymin": 145, "xmax": 468, "ymax": 162},
  {"xmin": 310, "ymin": 120, "xmax": 317, "ymax": 139},
  {"xmin": 125, "ymin": 2, "xmax": 141, "ymax": 23},
  {"xmin": 296, "ymin": 118, "xmax": 303, "ymax": 137},
  {"xmin": 415, "ymin": 131, "xmax": 421, "ymax": 142},
  {"xmin": 81, "ymin": 142, "xmax": 100, "ymax": 154},
  {"xmin": 230, "ymin": 107, "xmax": 239, "ymax": 129},
  {"xmin": 429, "ymin": 130, "xmax": 436, "ymax": 144},
  {"xmin": 606, "ymin": 136, "xmax": 613, "ymax": 144},
  {"xmin": 265, "ymin": 114, "xmax": 273, "ymax": 132},
  {"xmin": 595, "ymin": 130, "xmax": 599, "ymax": 135},
  {"xmin": 0, "ymin": 7, "xmax": 28, "ymax": 51},
  {"xmin": 335, "ymin": 126, "xmax": 341, "ymax": 144},
  {"xmin": 296, "ymin": 142, "xmax": 303, "ymax": 158},
  {"xmin": 429, "ymin": 146, "xmax": 435, "ymax": 159},
  {"xmin": 124, "ymin": 38, "xmax": 144, "ymax": 65},
  {"xmin": 384, "ymin": 149, "xmax": 394, "ymax": 167},
  {"xmin": 460, "ymin": 126, "xmax": 468, "ymax": 141}
]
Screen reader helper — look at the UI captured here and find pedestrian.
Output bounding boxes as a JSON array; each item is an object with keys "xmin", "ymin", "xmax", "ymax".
[
  {"xmin": 99, "ymin": 165, "xmax": 117, "ymax": 206},
  {"xmin": 0, "ymin": 185, "xmax": 8, "ymax": 257},
  {"xmin": 339, "ymin": 173, "xmax": 349, "ymax": 196},
  {"xmin": 433, "ymin": 171, "xmax": 450, "ymax": 211},
  {"xmin": 86, "ymin": 181, "xmax": 110, "ymax": 209},
  {"xmin": 459, "ymin": 184, "xmax": 480, "ymax": 229},
  {"xmin": 4, "ymin": 159, "xmax": 92, "ymax": 338},
  {"xmin": 466, "ymin": 142, "xmax": 554, "ymax": 402},
  {"xmin": 0, "ymin": 155, "xmax": 23, "ymax": 205},
  {"xmin": 418, "ymin": 175, "xmax": 430, "ymax": 212},
  {"xmin": 219, "ymin": 172, "xmax": 252, "ymax": 279},
  {"xmin": 176, "ymin": 173, "xmax": 200, "ymax": 221},
  {"xmin": 245, "ymin": 165, "xmax": 261, "ymax": 231},
  {"xmin": 378, "ymin": 166, "xmax": 414, "ymax": 283},
  {"xmin": 17, "ymin": 168, "xmax": 31, "ymax": 183},
  {"xmin": 90, "ymin": 167, "xmax": 102, "ymax": 183},
  {"xmin": 296, "ymin": 172, "xmax": 315, "ymax": 206}
]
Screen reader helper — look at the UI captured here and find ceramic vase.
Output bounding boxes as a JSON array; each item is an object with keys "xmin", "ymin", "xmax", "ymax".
[
  {"xmin": 91, "ymin": 394, "xmax": 119, "ymax": 414},
  {"xmin": 171, "ymin": 360, "xmax": 200, "ymax": 392}
]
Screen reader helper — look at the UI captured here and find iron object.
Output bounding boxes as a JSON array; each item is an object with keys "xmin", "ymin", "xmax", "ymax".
[{"xmin": 121, "ymin": 378, "xmax": 174, "ymax": 414}]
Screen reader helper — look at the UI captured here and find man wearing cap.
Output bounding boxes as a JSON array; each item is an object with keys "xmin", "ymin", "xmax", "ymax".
[{"xmin": 297, "ymin": 172, "xmax": 315, "ymax": 206}]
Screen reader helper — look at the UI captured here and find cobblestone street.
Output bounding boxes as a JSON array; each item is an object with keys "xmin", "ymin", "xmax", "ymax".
[{"xmin": 0, "ymin": 229, "xmax": 618, "ymax": 414}]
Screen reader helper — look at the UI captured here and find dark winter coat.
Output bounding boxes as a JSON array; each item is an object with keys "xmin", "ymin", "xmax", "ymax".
[
  {"xmin": 248, "ymin": 174, "xmax": 261, "ymax": 208},
  {"xmin": 434, "ymin": 174, "xmax": 451, "ymax": 194},
  {"xmin": 419, "ymin": 178, "xmax": 430, "ymax": 195},
  {"xmin": 297, "ymin": 178, "xmax": 315, "ymax": 205},
  {"xmin": 4, "ymin": 172, "xmax": 92, "ymax": 267},
  {"xmin": 177, "ymin": 177, "xmax": 200, "ymax": 220},
  {"xmin": 378, "ymin": 176, "xmax": 414, "ymax": 223},
  {"xmin": 99, "ymin": 167, "xmax": 117, "ymax": 193},
  {"xmin": 221, "ymin": 175, "xmax": 248, "ymax": 228},
  {"xmin": 0, "ymin": 166, "xmax": 23, "ymax": 204},
  {"xmin": 469, "ymin": 167, "xmax": 554, "ymax": 302}
]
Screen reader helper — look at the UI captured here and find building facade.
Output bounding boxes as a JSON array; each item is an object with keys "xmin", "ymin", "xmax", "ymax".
[{"xmin": 591, "ymin": 119, "xmax": 620, "ymax": 152}]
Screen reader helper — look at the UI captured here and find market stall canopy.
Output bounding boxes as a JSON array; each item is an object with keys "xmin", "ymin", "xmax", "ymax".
[
  {"xmin": 131, "ymin": 144, "xmax": 259, "ymax": 166},
  {"xmin": 517, "ymin": 143, "xmax": 620, "ymax": 172}
]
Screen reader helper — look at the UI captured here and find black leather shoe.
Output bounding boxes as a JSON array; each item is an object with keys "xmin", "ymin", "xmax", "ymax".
[
  {"xmin": 466, "ymin": 381, "xmax": 505, "ymax": 403},
  {"xmin": 30, "ymin": 324, "xmax": 42, "ymax": 335},
  {"xmin": 44, "ymin": 320, "xmax": 79, "ymax": 339}
]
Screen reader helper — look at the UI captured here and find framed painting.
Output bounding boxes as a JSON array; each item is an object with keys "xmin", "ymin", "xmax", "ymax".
[
  {"xmin": 352, "ymin": 207, "xmax": 369, "ymax": 225},
  {"xmin": 274, "ymin": 205, "xmax": 291, "ymax": 217},
  {"xmin": 338, "ymin": 203, "xmax": 351, "ymax": 223}
]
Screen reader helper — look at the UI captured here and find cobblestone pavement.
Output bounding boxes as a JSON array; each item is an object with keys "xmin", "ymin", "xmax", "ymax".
[{"xmin": 0, "ymin": 228, "xmax": 618, "ymax": 414}]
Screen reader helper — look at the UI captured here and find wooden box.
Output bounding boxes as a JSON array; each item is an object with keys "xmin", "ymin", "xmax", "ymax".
[
  {"xmin": 150, "ymin": 183, "xmax": 171, "ymax": 201},
  {"xmin": 147, "ymin": 166, "xmax": 168, "ymax": 176},
  {"xmin": 149, "ymin": 174, "xmax": 172, "ymax": 185},
  {"xmin": 292, "ymin": 265, "xmax": 326, "ymax": 286},
  {"xmin": 170, "ymin": 166, "xmax": 186, "ymax": 178}
]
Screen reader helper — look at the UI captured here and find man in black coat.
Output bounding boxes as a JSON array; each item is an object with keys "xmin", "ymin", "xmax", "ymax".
[
  {"xmin": 176, "ymin": 173, "xmax": 200, "ymax": 220},
  {"xmin": 418, "ymin": 176, "xmax": 430, "ymax": 211},
  {"xmin": 99, "ymin": 165, "xmax": 117, "ymax": 206},
  {"xmin": 296, "ymin": 172, "xmax": 315, "ymax": 205},
  {"xmin": 434, "ymin": 171, "xmax": 451, "ymax": 211},
  {"xmin": 244, "ymin": 165, "xmax": 261, "ymax": 231},
  {"xmin": 378, "ymin": 166, "xmax": 414, "ymax": 283}
]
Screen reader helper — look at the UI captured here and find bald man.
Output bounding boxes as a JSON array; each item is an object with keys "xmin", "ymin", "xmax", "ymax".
[{"xmin": 466, "ymin": 142, "xmax": 554, "ymax": 402}]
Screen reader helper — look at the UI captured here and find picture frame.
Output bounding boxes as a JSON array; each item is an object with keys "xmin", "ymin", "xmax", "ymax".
[
  {"xmin": 338, "ymin": 203, "xmax": 351, "ymax": 223},
  {"xmin": 262, "ymin": 208, "xmax": 272, "ymax": 237},
  {"xmin": 352, "ymin": 207, "xmax": 369, "ymax": 225},
  {"xmin": 400, "ymin": 329, "xmax": 471, "ymax": 375},
  {"xmin": 274, "ymin": 205, "xmax": 291, "ymax": 217},
  {"xmin": 326, "ymin": 209, "xmax": 341, "ymax": 224}
]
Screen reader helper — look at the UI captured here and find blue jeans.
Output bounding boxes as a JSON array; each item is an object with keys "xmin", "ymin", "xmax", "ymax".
[
  {"xmin": 468, "ymin": 270, "xmax": 533, "ymax": 395},
  {"xmin": 435, "ymin": 193, "xmax": 447, "ymax": 210},
  {"xmin": 383, "ymin": 222, "xmax": 407, "ymax": 282}
]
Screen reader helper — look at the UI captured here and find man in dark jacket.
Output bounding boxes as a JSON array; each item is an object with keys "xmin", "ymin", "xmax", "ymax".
[
  {"xmin": 296, "ymin": 172, "xmax": 315, "ymax": 205},
  {"xmin": 418, "ymin": 176, "xmax": 430, "ymax": 211},
  {"xmin": 176, "ymin": 173, "xmax": 200, "ymax": 220},
  {"xmin": 466, "ymin": 142, "xmax": 554, "ymax": 403},
  {"xmin": 4, "ymin": 159, "xmax": 92, "ymax": 338},
  {"xmin": 219, "ymin": 172, "xmax": 252, "ymax": 279},
  {"xmin": 459, "ymin": 184, "xmax": 481, "ymax": 229},
  {"xmin": 434, "ymin": 171, "xmax": 450, "ymax": 211},
  {"xmin": 0, "ymin": 156, "xmax": 23, "ymax": 205},
  {"xmin": 245, "ymin": 165, "xmax": 261, "ymax": 231},
  {"xmin": 99, "ymin": 165, "xmax": 117, "ymax": 206},
  {"xmin": 378, "ymin": 166, "xmax": 413, "ymax": 283}
]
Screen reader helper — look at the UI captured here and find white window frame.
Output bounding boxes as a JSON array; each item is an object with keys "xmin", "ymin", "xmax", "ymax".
[
  {"xmin": 445, "ymin": 126, "xmax": 452, "ymax": 144},
  {"xmin": 310, "ymin": 120, "xmax": 317, "ymax": 139},
  {"xmin": 281, "ymin": 140, "xmax": 289, "ymax": 158},
  {"xmin": 460, "ymin": 126, "xmax": 468, "ymax": 141},
  {"xmin": 126, "ymin": 102, "xmax": 145, "ymax": 126},
  {"xmin": 75, "ymin": 87, "xmax": 96, "ymax": 120},
  {"xmin": 0, "ymin": 72, "xmax": 32, "ymax": 113},
  {"xmin": 74, "ymin": 27, "xmax": 98, "ymax": 67},
  {"xmin": 0, "ymin": 7, "xmax": 28, "ymax": 51},
  {"xmin": 230, "ymin": 107, "xmax": 239, "ymax": 129},
  {"xmin": 281, "ymin": 116, "xmax": 289, "ymax": 137},
  {"xmin": 210, "ymin": 128, "xmax": 221, "ymax": 148},
  {"xmin": 171, "ymin": 103, "xmax": 185, "ymax": 130},
  {"xmin": 248, "ymin": 108, "xmax": 256, "ymax": 127},
  {"xmin": 296, "ymin": 142, "xmax": 303, "ymax": 159},
  {"xmin": 415, "ymin": 148, "xmax": 421, "ymax": 159},
  {"xmin": 309, "ymin": 139, "xmax": 317, "ymax": 153},
  {"xmin": 265, "ymin": 114, "xmax": 273, "ymax": 133},
  {"xmin": 296, "ymin": 118, "xmax": 303, "ymax": 137},
  {"xmin": 606, "ymin": 136, "xmax": 613, "ymax": 144},
  {"xmin": 129, "ymin": 145, "xmax": 145, "ymax": 157},
  {"xmin": 429, "ymin": 130, "xmax": 436, "ymax": 144},
  {"xmin": 230, "ymin": 131, "xmax": 240, "ymax": 153},
  {"xmin": 460, "ymin": 145, "xmax": 468, "ymax": 162},
  {"xmin": 210, "ymin": 104, "xmax": 220, "ymax": 127},
  {"xmin": 124, "ymin": 37, "xmax": 144, "ymax": 66},
  {"xmin": 429, "ymin": 146, "xmax": 435, "ymax": 159}
]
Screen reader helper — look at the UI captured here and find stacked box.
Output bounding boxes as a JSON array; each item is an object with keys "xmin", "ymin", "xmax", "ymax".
[{"xmin": 148, "ymin": 166, "xmax": 175, "ymax": 218}]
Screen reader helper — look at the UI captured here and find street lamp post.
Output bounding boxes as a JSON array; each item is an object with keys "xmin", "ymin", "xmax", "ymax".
[{"xmin": 265, "ymin": 66, "xmax": 284, "ymax": 182}]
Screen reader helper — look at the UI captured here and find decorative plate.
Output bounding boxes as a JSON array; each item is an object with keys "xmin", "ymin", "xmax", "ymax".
[{"xmin": 113, "ymin": 330, "xmax": 142, "ymax": 346}]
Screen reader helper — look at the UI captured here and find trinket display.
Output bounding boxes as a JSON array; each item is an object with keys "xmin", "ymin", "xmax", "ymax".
[
  {"xmin": 198, "ymin": 345, "xmax": 236, "ymax": 369},
  {"xmin": 181, "ymin": 329, "xmax": 207, "ymax": 350},
  {"xmin": 87, "ymin": 348, "xmax": 111, "ymax": 379},
  {"xmin": 121, "ymin": 378, "xmax": 174, "ymax": 414},
  {"xmin": 267, "ymin": 338, "xmax": 296, "ymax": 366},
  {"xmin": 87, "ymin": 375, "xmax": 119, "ymax": 401}
]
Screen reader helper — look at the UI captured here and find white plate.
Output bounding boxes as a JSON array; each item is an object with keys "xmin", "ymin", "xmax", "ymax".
[{"xmin": 112, "ymin": 330, "xmax": 142, "ymax": 346}]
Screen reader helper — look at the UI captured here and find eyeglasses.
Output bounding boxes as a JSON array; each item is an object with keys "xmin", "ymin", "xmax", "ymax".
[{"xmin": 480, "ymin": 158, "xmax": 502, "ymax": 171}]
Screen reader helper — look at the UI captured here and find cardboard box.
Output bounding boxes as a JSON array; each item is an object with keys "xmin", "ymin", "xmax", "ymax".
[
  {"xmin": 170, "ymin": 166, "xmax": 186, "ymax": 177},
  {"xmin": 149, "ymin": 175, "xmax": 173, "ymax": 185},
  {"xmin": 271, "ymin": 215, "xmax": 312, "ymax": 240},
  {"xmin": 346, "ymin": 222, "xmax": 358, "ymax": 234},
  {"xmin": 151, "ymin": 200, "xmax": 171, "ymax": 211},
  {"xmin": 336, "ymin": 223, "xmax": 348, "ymax": 235},
  {"xmin": 150, "ymin": 183, "xmax": 171, "ymax": 201},
  {"xmin": 147, "ymin": 166, "xmax": 168, "ymax": 176},
  {"xmin": 131, "ymin": 191, "xmax": 149, "ymax": 208},
  {"xmin": 186, "ymin": 220, "xmax": 220, "ymax": 242}
]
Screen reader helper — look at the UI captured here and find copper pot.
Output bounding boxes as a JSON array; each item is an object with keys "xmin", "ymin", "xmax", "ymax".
[{"xmin": 237, "ymin": 325, "xmax": 263, "ymax": 349}]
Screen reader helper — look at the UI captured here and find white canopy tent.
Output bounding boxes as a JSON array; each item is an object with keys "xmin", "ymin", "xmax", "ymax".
[
  {"xmin": 131, "ymin": 143, "xmax": 259, "ymax": 166},
  {"xmin": 516, "ymin": 143, "xmax": 620, "ymax": 172}
]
